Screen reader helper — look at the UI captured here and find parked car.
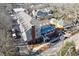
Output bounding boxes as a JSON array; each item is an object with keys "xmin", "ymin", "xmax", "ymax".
[
  {"xmin": 12, "ymin": 33, "xmax": 17, "ymax": 39},
  {"xmin": 10, "ymin": 28, "xmax": 21, "ymax": 39}
]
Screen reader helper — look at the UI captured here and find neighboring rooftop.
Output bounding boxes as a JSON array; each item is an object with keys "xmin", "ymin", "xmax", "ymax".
[
  {"xmin": 13, "ymin": 8, "xmax": 26, "ymax": 13},
  {"xmin": 37, "ymin": 10, "xmax": 48, "ymax": 17}
]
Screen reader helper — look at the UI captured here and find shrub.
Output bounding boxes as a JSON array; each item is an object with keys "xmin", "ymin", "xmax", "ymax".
[{"xmin": 57, "ymin": 40, "xmax": 77, "ymax": 56}]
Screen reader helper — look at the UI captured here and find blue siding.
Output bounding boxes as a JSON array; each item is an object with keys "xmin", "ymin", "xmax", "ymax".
[
  {"xmin": 41, "ymin": 25, "xmax": 55, "ymax": 35},
  {"xmin": 26, "ymin": 28, "xmax": 32, "ymax": 41},
  {"xmin": 37, "ymin": 11, "xmax": 48, "ymax": 17}
]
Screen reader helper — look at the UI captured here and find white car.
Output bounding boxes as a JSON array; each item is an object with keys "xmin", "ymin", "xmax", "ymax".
[{"xmin": 12, "ymin": 33, "xmax": 17, "ymax": 39}]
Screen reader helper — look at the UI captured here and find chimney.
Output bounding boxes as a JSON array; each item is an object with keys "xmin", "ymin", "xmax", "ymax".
[{"xmin": 31, "ymin": 25, "xmax": 36, "ymax": 40}]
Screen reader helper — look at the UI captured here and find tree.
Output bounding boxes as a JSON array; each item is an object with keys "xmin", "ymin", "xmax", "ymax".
[
  {"xmin": 0, "ymin": 4, "xmax": 18, "ymax": 56},
  {"xmin": 57, "ymin": 40, "xmax": 77, "ymax": 56}
]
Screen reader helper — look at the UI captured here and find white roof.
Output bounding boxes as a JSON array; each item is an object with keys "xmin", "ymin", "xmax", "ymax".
[
  {"xmin": 13, "ymin": 8, "xmax": 25, "ymax": 13},
  {"xmin": 16, "ymin": 12, "xmax": 32, "ymax": 31}
]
